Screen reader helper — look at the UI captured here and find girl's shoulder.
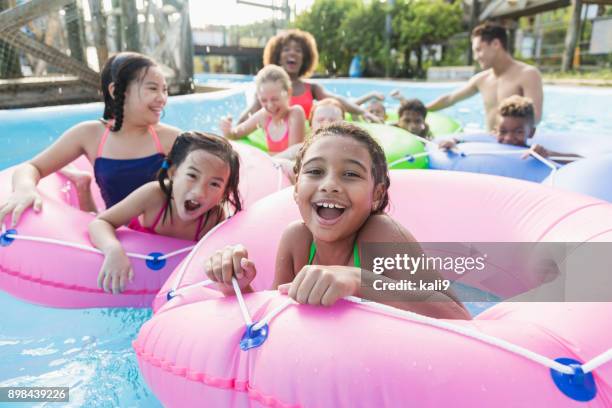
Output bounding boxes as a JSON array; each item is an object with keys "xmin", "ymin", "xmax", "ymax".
[
  {"xmin": 358, "ymin": 214, "xmax": 416, "ymax": 244},
  {"xmin": 153, "ymin": 123, "xmax": 182, "ymax": 152},
  {"xmin": 288, "ymin": 104, "xmax": 306, "ymax": 119},
  {"xmin": 278, "ymin": 220, "xmax": 312, "ymax": 266},
  {"xmin": 63, "ymin": 120, "xmax": 107, "ymax": 145},
  {"xmin": 134, "ymin": 181, "xmax": 166, "ymax": 210},
  {"xmin": 282, "ymin": 220, "xmax": 311, "ymax": 241},
  {"xmin": 280, "ymin": 220, "xmax": 311, "ymax": 249},
  {"xmin": 155, "ymin": 123, "xmax": 181, "ymax": 135},
  {"xmin": 70, "ymin": 119, "xmax": 108, "ymax": 134}
]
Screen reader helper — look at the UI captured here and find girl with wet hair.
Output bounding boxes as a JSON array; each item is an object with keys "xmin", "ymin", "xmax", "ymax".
[
  {"xmin": 204, "ymin": 122, "xmax": 470, "ymax": 319},
  {"xmin": 89, "ymin": 131, "xmax": 242, "ymax": 294},
  {"xmin": 0, "ymin": 52, "xmax": 181, "ymax": 226}
]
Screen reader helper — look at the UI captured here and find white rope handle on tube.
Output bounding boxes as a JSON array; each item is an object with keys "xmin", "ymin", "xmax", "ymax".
[
  {"xmin": 232, "ymin": 277, "xmax": 252, "ymax": 326},
  {"xmin": 582, "ymin": 348, "xmax": 612, "ymax": 374},
  {"xmin": 245, "ymin": 291, "xmax": 612, "ymax": 376},
  {"xmin": 169, "ymin": 279, "xmax": 214, "ymax": 298},
  {"xmin": 272, "ymin": 161, "xmax": 284, "ymax": 191},
  {"xmin": 1, "ymin": 232, "xmax": 191, "ymax": 261},
  {"xmin": 170, "ymin": 217, "xmax": 230, "ymax": 292}
]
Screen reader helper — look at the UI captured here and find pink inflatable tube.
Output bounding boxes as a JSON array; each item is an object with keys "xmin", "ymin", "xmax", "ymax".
[
  {"xmin": 136, "ymin": 171, "xmax": 612, "ymax": 407},
  {"xmin": 0, "ymin": 142, "xmax": 289, "ymax": 308}
]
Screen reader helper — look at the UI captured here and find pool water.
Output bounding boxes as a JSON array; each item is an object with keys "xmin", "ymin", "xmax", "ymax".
[
  {"xmin": 0, "ymin": 294, "xmax": 160, "ymax": 408},
  {"xmin": 0, "ymin": 78, "xmax": 609, "ymax": 406}
]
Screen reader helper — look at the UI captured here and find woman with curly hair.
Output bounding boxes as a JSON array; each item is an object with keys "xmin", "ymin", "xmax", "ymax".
[{"xmin": 237, "ymin": 29, "xmax": 381, "ymax": 124}]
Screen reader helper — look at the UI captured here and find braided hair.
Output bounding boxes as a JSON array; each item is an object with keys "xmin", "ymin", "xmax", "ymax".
[
  {"xmin": 157, "ymin": 131, "xmax": 242, "ymax": 223},
  {"xmin": 100, "ymin": 52, "xmax": 157, "ymax": 132}
]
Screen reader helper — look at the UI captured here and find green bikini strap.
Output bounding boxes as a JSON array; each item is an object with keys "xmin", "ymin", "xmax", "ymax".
[
  {"xmin": 308, "ymin": 241, "xmax": 316, "ymax": 265},
  {"xmin": 308, "ymin": 241, "xmax": 361, "ymax": 268}
]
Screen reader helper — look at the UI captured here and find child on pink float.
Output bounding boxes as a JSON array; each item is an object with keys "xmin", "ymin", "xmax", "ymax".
[
  {"xmin": 89, "ymin": 132, "xmax": 241, "ymax": 294},
  {"xmin": 0, "ymin": 52, "xmax": 181, "ymax": 226},
  {"xmin": 204, "ymin": 122, "xmax": 470, "ymax": 320}
]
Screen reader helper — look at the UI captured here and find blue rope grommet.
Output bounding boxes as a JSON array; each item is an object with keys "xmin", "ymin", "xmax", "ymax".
[
  {"xmin": 406, "ymin": 155, "xmax": 415, "ymax": 163},
  {"xmin": 240, "ymin": 323, "xmax": 269, "ymax": 351},
  {"xmin": 146, "ymin": 252, "xmax": 166, "ymax": 271},
  {"xmin": 550, "ymin": 357, "xmax": 597, "ymax": 402},
  {"xmin": 0, "ymin": 229, "xmax": 17, "ymax": 247},
  {"xmin": 166, "ymin": 290, "xmax": 175, "ymax": 301}
]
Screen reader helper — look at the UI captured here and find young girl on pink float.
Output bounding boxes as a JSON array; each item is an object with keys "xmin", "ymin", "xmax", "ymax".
[
  {"xmin": 205, "ymin": 122, "xmax": 469, "ymax": 319},
  {"xmin": 89, "ymin": 131, "xmax": 241, "ymax": 294},
  {"xmin": 0, "ymin": 52, "xmax": 181, "ymax": 226}
]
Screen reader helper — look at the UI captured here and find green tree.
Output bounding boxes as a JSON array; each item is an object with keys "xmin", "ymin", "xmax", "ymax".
[
  {"xmin": 393, "ymin": 0, "xmax": 463, "ymax": 76},
  {"xmin": 340, "ymin": 1, "xmax": 388, "ymax": 76},
  {"xmin": 293, "ymin": 0, "xmax": 360, "ymax": 75}
]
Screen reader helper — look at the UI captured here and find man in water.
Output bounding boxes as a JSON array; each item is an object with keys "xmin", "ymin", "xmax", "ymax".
[{"xmin": 426, "ymin": 22, "xmax": 543, "ymax": 132}]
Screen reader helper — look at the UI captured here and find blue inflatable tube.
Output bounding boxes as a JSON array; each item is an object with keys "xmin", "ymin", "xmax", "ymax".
[
  {"xmin": 544, "ymin": 154, "xmax": 612, "ymax": 203},
  {"xmin": 428, "ymin": 133, "xmax": 552, "ymax": 182}
]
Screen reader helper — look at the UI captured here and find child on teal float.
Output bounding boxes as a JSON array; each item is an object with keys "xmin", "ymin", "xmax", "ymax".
[
  {"xmin": 89, "ymin": 132, "xmax": 241, "ymax": 294},
  {"xmin": 219, "ymin": 65, "xmax": 306, "ymax": 155},
  {"xmin": 439, "ymin": 95, "xmax": 580, "ymax": 163},
  {"xmin": 204, "ymin": 122, "xmax": 469, "ymax": 319}
]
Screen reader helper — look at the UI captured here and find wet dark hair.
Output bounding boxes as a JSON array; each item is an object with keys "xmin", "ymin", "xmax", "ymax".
[
  {"xmin": 101, "ymin": 52, "xmax": 157, "ymax": 132},
  {"xmin": 472, "ymin": 22, "xmax": 508, "ymax": 51},
  {"xmin": 293, "ymin": 122, "xmax": 390, "ymax": 214},
  {"xmin": 263, "ymin": 29, "xmax": 319, "ymax": 78},
  {"xmin": 398, "ymin": 99, "xmax": 427, "ymax": 119},
  {"xmin": 157, "ymin": 131, "xmax": 242, "ymax": 224},
  {"xmin": 499, "ymin": 95, "xmax": 535, "ymax": 126}
]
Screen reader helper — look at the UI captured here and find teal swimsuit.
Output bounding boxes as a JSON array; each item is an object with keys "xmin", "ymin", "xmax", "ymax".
[{"xmin": 307, "ymin": 241, "xmax": 361, "ymax": 268}]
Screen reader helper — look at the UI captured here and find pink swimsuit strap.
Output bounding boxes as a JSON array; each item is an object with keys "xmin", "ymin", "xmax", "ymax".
[
  {"xmin": 97, "ymin": 124, "xmax": 163, "ymax": 158},
  {"xmin": 154, "ymin": 203, "xmax": 209, "ymax": 241}
]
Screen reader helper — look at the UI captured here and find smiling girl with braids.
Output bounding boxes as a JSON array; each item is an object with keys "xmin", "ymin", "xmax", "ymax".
[
  {"xmin": 0, "ymin": 52, "xmax": 180, "ymax": 226},
  {"xmin": 89, "ymin": 131, "xmax": 242, "ymax": 294}
]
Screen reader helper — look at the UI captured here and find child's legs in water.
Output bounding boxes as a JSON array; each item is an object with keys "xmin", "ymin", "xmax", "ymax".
[{"xmin": 58, "ymin": 165, "xmax": 97, "ymax": 213}]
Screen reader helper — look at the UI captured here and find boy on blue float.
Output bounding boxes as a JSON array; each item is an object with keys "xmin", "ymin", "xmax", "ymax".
[{"xmin": 439, "ymin": 95, "xmax": 580, "ymax": 162}]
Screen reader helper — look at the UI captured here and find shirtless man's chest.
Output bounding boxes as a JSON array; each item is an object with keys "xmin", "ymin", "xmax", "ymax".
[{"xmin": 477, "ymin": 65, "xmax": 525, "ymax": 130}]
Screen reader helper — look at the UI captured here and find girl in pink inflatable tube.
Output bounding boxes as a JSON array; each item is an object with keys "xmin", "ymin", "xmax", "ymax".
[
  {"xmin": 90, "ymin": 131, "xmax": 242, "ymax": 294},
  {"xmin": 204, "ymin": 122, "xmax": 469, "ymax": 319}
]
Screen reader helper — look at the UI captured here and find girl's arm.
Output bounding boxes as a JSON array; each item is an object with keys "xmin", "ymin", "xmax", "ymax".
[
  {"xmin": 272, "ymin": 221, "xmax": 306, "ymax": 288},
  {"xmin": 219, "ymin": 110, "xmax": 263, "ymax": 140},
  {"xmin": 237, "ymin": 98, "xmax": 262, "ymax": 124},
  {"xmin": 287, "ymin": 105, "xmax": 306, "ymax": 147},
  {"xmin": 88, "ymin": 182, "xmax": 160, "ymax": 294},
  {"xmin": 279, "ymin": 215, "xmax": 471, "ymax": 319},
  {"xmin": 311, "ymin": 83, "xmax": 382, "ymax": 123},
  {"xmin": 357, "ymin": 215, "xmax": 470, "ymax": 319},
  {"xmin": 354, "ymin": 91, "xmax": 385, "ymax": 106},
  {"xmin": 0, "ymin": 121, "xmax": 97, "ymax": 227}
]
